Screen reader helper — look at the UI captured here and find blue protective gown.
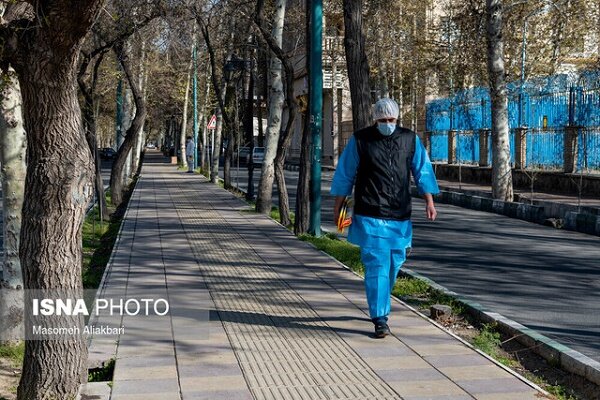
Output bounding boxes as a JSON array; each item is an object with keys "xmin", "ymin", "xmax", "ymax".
[{"xmin": 331, "ymin": 134, "xmax": 439, "ymax": 320}]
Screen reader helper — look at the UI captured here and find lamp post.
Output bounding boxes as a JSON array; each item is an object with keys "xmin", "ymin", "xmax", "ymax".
[{"xmin": 308, "ymin": 0, "xmax": 323, "ymax": 236}]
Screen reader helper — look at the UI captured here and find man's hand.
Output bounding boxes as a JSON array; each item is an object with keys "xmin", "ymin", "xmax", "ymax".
[
  {"xmin": 423, "ymin": 193, "xmax": 437, "ymax": 221},
  {"xmin": 333, "ymin": 196, "xmax": 345, "ymax": 224},
  {"xmin": 426, "ymin": 203, "xmax": 437, "ymax": 221}
]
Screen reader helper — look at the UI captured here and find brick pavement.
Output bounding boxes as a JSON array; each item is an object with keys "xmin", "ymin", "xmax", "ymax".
[{"xmin": 80, "ymin": 157, "xmax": 546, "ymax": 400}]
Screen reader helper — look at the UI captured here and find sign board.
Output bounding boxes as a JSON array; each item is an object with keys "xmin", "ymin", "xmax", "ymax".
[{"xmin": 207, "ymin": 114, "xmax": 217, "ymax": 130}]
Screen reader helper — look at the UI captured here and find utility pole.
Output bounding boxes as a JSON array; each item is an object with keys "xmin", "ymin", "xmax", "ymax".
[
  {"xmin": 308, "ymin": 0, "xmax": 323, "ymax": 236},
  {"xmin": 193, "ymin": 44, "xmax": 198, "ymax": 170}
]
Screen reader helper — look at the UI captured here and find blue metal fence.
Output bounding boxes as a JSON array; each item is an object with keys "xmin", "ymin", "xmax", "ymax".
[
  {"xmin": 579, "ymin": 128, "xmax": 600, "ymax": 171},
  {"xmin": 429, "ymin": 131, "xmax": 448, "ymax": 162},
  {"xmin": 426, "ymin": 71, "xmax": 600, "ymax": 171}
]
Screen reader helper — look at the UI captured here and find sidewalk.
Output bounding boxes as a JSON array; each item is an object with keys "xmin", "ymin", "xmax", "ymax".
[{"xmin": 80, "ymin": 155, "xmax": 545, "ymax": 400}]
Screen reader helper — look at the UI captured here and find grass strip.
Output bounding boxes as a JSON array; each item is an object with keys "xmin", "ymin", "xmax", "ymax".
[{"xmin": 0, "ymin": 343, "xmax": 24, "ymax": 368}]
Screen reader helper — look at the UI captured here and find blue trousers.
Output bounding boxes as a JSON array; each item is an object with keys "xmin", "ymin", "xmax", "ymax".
[{"xmin": 360, "ymin": 247, "xmax": 407, "ymax": 320}]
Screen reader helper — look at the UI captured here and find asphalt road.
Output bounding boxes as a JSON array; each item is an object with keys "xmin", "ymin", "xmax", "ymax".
[
  {"xmin": 410, "ymin": 200, "xmax": 600, "ymax": 362},
  {"xmin": 224, "ymin": 164, "xmax": 600, "ymax": 363}
]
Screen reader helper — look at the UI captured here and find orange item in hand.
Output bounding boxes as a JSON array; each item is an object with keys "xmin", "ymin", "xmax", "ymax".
[{"xmin": 337, "ymin": 198, "xmax": 353, "ymax": 233}]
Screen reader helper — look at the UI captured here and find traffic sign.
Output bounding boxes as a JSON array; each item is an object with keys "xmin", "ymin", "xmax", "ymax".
[{"xmin": 207, "ymin": 114, "xmax": 217, "ymax": 129}]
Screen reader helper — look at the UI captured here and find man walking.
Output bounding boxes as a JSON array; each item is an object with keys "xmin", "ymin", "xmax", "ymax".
[
  {"xmin": 331, "ymin": 98, "xmax": 439, "ymax": 338},
  {"xmin": 185, "ymin": 136, "xmax": 195, "ymax": 173}
]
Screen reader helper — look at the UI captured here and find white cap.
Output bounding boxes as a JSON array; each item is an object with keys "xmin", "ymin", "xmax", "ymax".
[{"xmin": 373, "ymin": 98, "xmax": 399, "ymax": 120}]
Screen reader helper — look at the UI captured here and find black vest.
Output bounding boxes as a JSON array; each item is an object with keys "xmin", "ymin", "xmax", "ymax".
[{"xmin": 354, "ymin": 125, "xmax": 416, "ymax": 220}]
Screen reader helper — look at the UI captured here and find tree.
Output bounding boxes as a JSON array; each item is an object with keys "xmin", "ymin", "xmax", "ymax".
[
  {"xmin": 179, "ymin": 42, "xmax": 194, "ymax": 170},
  {"xmin": 0, "ymin": 68, "xmax": 26, "ymax": 344},
  {"xmin": 255, "ymin": 0, "xmax": 287, "ymax": 214},
  {"xmin": 79, "ymin": 51, "xmax": 110, "ymax": 220},
  {"xmin": 110, "ymin": 39, "xmax": 148, "ymax": 206},
  {"xmin": 0, "ymin": 1, "xmax": 105, "ymax": 398},
  {"xmin": 343, "ymin": 0, "xmax": 372, "ymax": 131},
  {"xmin": 486, "ymin": 0, "xmax": 513, "ymax": 201},
  {"xmin": 295, "ymin": 1, "xmax": 312, "ymax": 235},
  {"xmin": 79, "ymin": 3, "xmax": 161, "ymax": 210},
  {"xmin": 198, "ymin": 12, "xmax": 237, "ymax": 186}
]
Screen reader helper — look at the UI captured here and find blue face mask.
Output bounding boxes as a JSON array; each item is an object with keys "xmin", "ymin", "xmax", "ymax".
[{"xmin": 377, "ymin": 122, "xmax": 396, "ymax": 136}]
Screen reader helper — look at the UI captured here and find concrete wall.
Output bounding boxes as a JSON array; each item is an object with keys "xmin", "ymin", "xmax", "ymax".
[{"xmin": 433, "ymin": 163, "xmax": 600, "ymax": 198}]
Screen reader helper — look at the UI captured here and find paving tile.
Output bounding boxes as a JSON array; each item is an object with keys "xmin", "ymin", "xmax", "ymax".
[
  {"xmin": 440, "ymin": 365, "xmax": 515, "ymax": 381},
  {"xmin": 79, "ymin": 382, "xmax": 111, "ymax": 400},
  {"xmin": 473, "ymin": 391, "xmax": 541, "ymax": 400},
  {"xmin": 116, "ymin": 355, "xmax": 176, "ymax": 368},
  {"xmin": 411, "ymin": 343, "xmax": 475, "ymax": 357},
  {"xmin": 364, "ymin": 355, "xmax": 432, "ymax": 370},
  {"xmin": 179, "ymin": 375, "xmax": 249, "ymax": 392},
  {"xmin": 388, "ymin": 379, "xmax": 469, "ymax": 397},
  {"xmin": 113, "ymin": 364, "xmax": 178, "ymax": 381},
  {"xmin": 178, "ymin": 362, "xmax": 244, "ymax": 378},
  {"xmin": 353, "ymin": 343, "xmax": 416, "ymax": 358},
  {"xmin": 110, "ymin": 378, "xmax": 179, "ymax": 396},
  {"xmin": 376, "ymin": 367, "xmax": 448, "ymax": 382},
  {"xmin": 403, "ymin": 396, "xmax": 473, "ymax": 400},
  {"xmin": 111, "ymin": 393, "xmax": 180, "ymax": 400},
  {"xmin": 184, "ymin": 389, "xmax": 254, "ymax": 400},
  {"xmin": 425, "ymin": 354, "xmax": 494, "ymax": 368},
  {"xmin": 456, "ymin": 377, "xmax": 536, "ymax": 394},
  {"xmin": 177, "ymin": 350, "xmax": 239, "ymax": 366},
  {"xmin": 400, "ymin": 334, "xmax": 460, "ymax": 347}
]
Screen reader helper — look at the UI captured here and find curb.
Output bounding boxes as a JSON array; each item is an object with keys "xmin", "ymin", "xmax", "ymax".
[{"xmin": 400, "ymin": 267, "xmax": 600, "ymax": 387}]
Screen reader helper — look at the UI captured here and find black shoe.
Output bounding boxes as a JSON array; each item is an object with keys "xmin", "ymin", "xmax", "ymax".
[{"xmin": 374, "ymin": 323, "xmax": 391, "ymax": 338}]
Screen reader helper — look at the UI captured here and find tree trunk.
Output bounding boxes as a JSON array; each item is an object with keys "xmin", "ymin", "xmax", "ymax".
[
  {"xmin": 257, "ymin": 42, "xmax": 268, "ymax": 147},
  {"xmin": 377, "ymin": 17, "xmax": 389, "ymax": 99},
  {"xmin": 255, "ymin": 0, "xmax": 297, "ymax": 225},
  {"xmin": 131, "ymin": 39, "xmax": 147, "ymax": 174},
  {"xmin": 295, "ymin": 111, "xmax": 311, "ymax": 235},
  {"xmin": 243, "ymin": 38, "xmax": 256, "ymax": 201},
  {"xmin": 331, "ymin": 56, "xmax": 339, "ymax": 168},
  {"xmin": 200, "ymin": 75, "xmax": 211, "ymax": 171},
  {"xmin": 223, "ymin": 126, "xmax": 234, "ymax": 188},
  {"xmin": 199, "ymin": 20, "xmax": 234, "ymax": 184},
  {"xmin": 211, "ymin": 106, "xmax": 225, "ymax": 183},
  {"xmin": 110, "ymin": 40, "xmax": 148, "ymax": 207},
  {"xmin": 486, "ymin": 0, "xmax": 513, "ymax": 201},
  {"xmin": 122, "ymin": 86, "xmax": 133, "ymax": 183},
  {"xmin": 0, "ymin": 68, "xmax": 26, "ymax": 343},
  {"xmin": 342, "ymin": 0, "xmax": 372, "ymax": 131},
  {"xmin": 294, "ymin": 0, "xmax": 313, "ymax": 235},
  {"xmin": 180, "ymin": 44, "xmax": 193, "ymax": 169},
  {"xmin": 79, "ymin": 53, "xmax": 109, "ymax": 220},
  {"xmin": 83, "ymin": 97, "xmax": 109, "ymax": 220},
  {"xmin": 256, "ymin": 0, "xmax": 287, "ymax": 214},
  {"xmin": 5, "ymin": 2, "xmax": 105, "ymax": 397}
]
